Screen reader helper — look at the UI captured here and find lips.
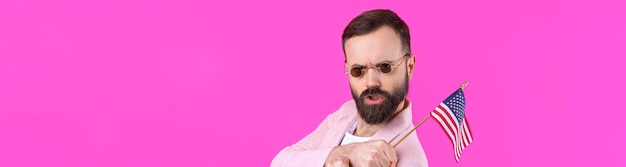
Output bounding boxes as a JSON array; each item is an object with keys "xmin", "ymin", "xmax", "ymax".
[{"xmin": 364, "ymin": 94, "xmax": 384, "ymax": 105}]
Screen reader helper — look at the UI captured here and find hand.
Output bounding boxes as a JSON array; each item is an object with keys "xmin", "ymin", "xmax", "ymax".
[
  {"xmin": 324, "ymin": 155, "xmax": 349, "ymax": 167},
  {"xmin": 325, "ymin": 140, "xmax": 398, "ymax": 167}
]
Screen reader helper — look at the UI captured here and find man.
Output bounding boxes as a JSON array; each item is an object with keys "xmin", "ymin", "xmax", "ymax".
[{"xmin": 271, "ymin": 9, "xmax": 428, "ymax": 167}]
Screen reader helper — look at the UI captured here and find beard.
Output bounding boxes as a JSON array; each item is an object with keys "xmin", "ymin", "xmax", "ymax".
[{"xmin": 351, "ymin": 74, "xmax": 409, "ymax": 125}]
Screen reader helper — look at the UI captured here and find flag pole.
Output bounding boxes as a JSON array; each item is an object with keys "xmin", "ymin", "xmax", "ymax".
[
  {"xmin": 392, "ymin": 114, "xmax": 430, "ymax": 148},
  {"xmin": 460, "ymin": 81, "xmax": 469, "ymax": 90},
  {"xmin": 392, "ymin": 81, "xmax": 469, "ymax": 148}
]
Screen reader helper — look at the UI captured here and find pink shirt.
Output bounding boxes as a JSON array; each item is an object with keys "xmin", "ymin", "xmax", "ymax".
[{"xmin": 271, "ymin": 99, "xmax": 428, "ymax": 167}]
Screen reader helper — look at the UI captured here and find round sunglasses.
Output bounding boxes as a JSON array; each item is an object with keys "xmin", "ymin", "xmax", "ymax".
[{"xmin": 345, "ymin": 53, "xmax": 410, "ymax": 78}]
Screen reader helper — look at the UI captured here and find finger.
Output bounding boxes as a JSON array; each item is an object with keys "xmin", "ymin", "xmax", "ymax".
[
  {"xmin": 366, "ymin": 151, "xmax": 387, "ymax": 167},
  {"xmin": 390, "ymin": 161, "xmax": 397, "ymax": 167},
  {"xmin": 325, "ymin": 156, "xmax": 350, "ymax": 167},
  {"xmin": 370, "ymin": 141, "xmax": 390, "ymax": 167},
  {"xmin": 377, "ymin": 140, "xmax": 398, "ymax": 163},
  {"xmin": 337, "ymin": 156, "xmax": 350, "ymax": 167},
  {"xmin": 376, "ymin": 157, "xmax": 390, "ymax": 167}
]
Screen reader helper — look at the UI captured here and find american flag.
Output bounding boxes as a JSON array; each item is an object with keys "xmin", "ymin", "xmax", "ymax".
[{"xmin": 430, "ymin": 88, "xmax": 473, "ymax": 162}]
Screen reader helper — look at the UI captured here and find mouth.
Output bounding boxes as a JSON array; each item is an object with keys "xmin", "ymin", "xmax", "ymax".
[{"xmin": 363, "ymin": 94, "xmax": 384, "ymax": 105}]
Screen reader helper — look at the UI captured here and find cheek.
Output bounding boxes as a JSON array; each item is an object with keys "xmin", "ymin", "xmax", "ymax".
[
  {"xmin": 349, "ymin": 80, "xmax": 365, "ymax": 94},
  {"xmin": 380, "ymin": 75, "xmax": 404, "ymax": 91}
]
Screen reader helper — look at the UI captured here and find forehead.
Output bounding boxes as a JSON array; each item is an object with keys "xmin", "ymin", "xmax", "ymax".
[{"xmin": 344, "ymin": 26, "xmax": 403, "ymax": 65}]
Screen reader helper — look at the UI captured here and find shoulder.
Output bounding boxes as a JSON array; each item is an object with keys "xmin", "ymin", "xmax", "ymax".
[
  {"xmin": 325, "ymin": 100, "xmax": 358, "ymax": 124},
  {"xmin": 336, "ymin": 99, "xmax": 358, "ymax": 116}
]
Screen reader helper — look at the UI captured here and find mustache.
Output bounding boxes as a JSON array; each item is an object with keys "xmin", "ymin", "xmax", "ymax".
[{"xmin": 359, "ymin": 88, "xmax": 391, "ymax": 99}]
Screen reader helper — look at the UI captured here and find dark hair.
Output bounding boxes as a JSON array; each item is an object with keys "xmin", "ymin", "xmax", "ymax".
[{"xmin": 341, "ymin": 9, "xmax": 411, "ymax": 61}]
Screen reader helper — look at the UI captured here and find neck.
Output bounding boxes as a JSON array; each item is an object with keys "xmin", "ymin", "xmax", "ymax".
[{"xmin": 353, "ymin": 99, "xmax": 409, "ymax": 137}]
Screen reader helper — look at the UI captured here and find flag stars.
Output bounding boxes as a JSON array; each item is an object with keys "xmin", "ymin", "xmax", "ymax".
[
  {"xmin": 433, "ymin": 89, "xmax": 472, "ymax": 162},
  {"xmin": 445, "ymin": 90, "xmax": 467, "ymax": 123}
]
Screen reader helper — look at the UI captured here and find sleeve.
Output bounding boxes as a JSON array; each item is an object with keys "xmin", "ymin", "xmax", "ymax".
[{"xmin": 270, "ymin": 112, "xmax": 340, "ymax": 167}]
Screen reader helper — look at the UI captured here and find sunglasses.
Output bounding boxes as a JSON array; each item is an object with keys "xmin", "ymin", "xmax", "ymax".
[{"xmin": 345, "ymin": 53, "xmax": 410, "ymax": 78}]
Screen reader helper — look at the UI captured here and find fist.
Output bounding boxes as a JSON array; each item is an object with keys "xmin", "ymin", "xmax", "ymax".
[{"xmin": 325, "ymin": 140, "xmax": 398, "ymax": 167}]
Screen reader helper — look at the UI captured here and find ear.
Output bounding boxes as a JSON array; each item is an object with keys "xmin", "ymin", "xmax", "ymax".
[{"xmin": 407, "ymin": 54, "xmax": 416, "ymax": 80}]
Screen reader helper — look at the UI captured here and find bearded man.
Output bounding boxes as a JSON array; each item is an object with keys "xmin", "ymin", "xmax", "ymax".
[{"xmin": 272, "ymin": 9, "xmax": 428, "ymax": 167}]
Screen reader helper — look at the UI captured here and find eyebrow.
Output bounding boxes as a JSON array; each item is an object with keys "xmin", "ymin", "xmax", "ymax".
[{"xmin": 350, "ymin": 60, "xmax": 393, "ymax": 68}]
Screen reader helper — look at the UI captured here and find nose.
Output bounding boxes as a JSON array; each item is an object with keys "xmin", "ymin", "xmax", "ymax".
[{"xmin": 364, "ymin": 68, "xmax": 381, "ymax": 89}]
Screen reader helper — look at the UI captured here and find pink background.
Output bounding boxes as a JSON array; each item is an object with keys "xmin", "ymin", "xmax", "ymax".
[{"xmin": 1, "ymin": 0, "xmax": 625, "ymax": 166}]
